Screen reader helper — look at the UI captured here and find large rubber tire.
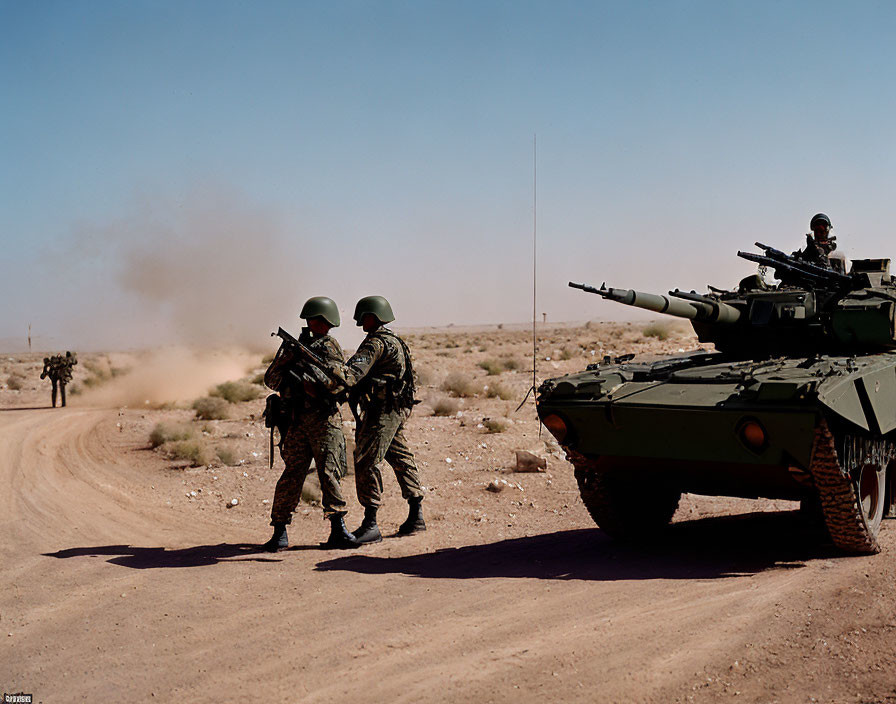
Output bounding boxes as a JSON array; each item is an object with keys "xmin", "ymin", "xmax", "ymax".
[
  {"xmin": 572, "ymin": 455, "xmax": 681, "ymax": 541},
  {"xmin": 810, "ymin": 421, "xmax": 887, "ymax": 555}
]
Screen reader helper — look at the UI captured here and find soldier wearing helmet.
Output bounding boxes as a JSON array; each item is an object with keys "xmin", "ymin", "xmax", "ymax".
[
  {"xmin": 337, "ymin": 295, "xmax": 424, "ymax": 544},
  {"xmin": 796, "ymin": 213, "xmax": 846, "ymax": 272},
  {"xmin": 261, "ymin": 296, "xmax": 358, "ymax": 551}
]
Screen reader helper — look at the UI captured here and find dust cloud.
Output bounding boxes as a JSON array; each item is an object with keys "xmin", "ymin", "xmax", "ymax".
[
  {"xmin": 115, "ymin": 190, "xmax": 302, "ymax": 349},
  {"xmin": 71, "ymin": 347, "xmax": 261, "ymax": 407},
  {"xmin": 53, "ymin": 187, "xmax": 307, "ymax": 352},
  {"xmin": 42, "ymin": 189, "xmax": 321, "ymax": 404}
]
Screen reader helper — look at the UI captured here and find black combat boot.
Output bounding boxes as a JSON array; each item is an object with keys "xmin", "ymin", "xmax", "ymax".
[
  {"xmin": 262, "ymin": 523, "xmax": 289, "ymax": 552},
  {"xmin": 397, "ymin": 497, "xmax": 426, "ymax": 536},
  {"xmin": 352, "ymin": 506, "xmax": 382, "ymax": 544},
  {"xmin": 321, "ymin": 513, "xmax": 360, "ymax": 550}
]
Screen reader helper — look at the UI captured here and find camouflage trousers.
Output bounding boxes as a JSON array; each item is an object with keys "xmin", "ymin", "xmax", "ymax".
[
  {"xmin": 354, "ymin": 405, "xmax": 422, "ymax": 508},
  {"xmin": 270, "ymin": 409, "xmax": 348, "ymax": 524},
  {"xmin": 50, "ymin": 380, "xmax": 66, "ymax": 408}
]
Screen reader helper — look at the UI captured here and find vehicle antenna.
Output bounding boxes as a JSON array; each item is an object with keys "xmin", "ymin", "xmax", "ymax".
[
  {"xmin": 532, "ymin": 133, "xmax": 537, "ymax": 402},
  {"xmin": 516, "ymin": 134, "xmax": 539, "ymax": 417}
]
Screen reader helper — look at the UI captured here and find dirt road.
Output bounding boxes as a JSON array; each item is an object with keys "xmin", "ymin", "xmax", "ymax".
[{"xmin": 1, "ymin": 404, "xmax": 895, "ymax": 703}]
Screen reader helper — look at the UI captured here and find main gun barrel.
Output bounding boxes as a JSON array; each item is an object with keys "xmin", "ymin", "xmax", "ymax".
[{"xmin": 569, "ymin": 282, "xmax": 741, "ymax": 324}]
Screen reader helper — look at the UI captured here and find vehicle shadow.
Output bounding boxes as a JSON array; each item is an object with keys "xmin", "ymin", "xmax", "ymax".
[
  {"xmin": 42, "ymin": 542, "xmax": 302, "ymax": 568},
  {"xmin": 316, "ymin": 510, "xmax": 841, "ymax": 581}
]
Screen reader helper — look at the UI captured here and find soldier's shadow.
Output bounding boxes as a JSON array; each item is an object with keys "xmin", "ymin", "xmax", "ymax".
[
  {"xmin": 316, "ymin": 511, "xmax": 837, "ymax": 582},
  {"xmin": 43, "ymin": 543, "xmax": 297, "ymax": 569}
]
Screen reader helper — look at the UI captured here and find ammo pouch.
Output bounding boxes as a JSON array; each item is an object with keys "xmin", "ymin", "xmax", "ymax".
[
  {"xmin": 262, "ymin": 393, "xmax": 283, "ymax": 429},
  {"xmin": 262, "ymin": 393, "xmax": 287, "ymax": 469}
]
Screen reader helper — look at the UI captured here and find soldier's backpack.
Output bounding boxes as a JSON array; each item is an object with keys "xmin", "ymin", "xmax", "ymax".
[{"xmin": 377, "ymin": 329, "xmax": 418, "ymax": 411}]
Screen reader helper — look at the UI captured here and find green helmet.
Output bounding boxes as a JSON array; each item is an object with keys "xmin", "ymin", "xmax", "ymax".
[
  {"xmin": 300, "ymin": 296, "xmax": 340, "ymax": 327},
  {"xmin": 810, "ymin": 213, "xmax": 832, "ymax": 229},
  {"xmin": 353, "ymin": 295, "xmax": 395, "ymax": 326}
]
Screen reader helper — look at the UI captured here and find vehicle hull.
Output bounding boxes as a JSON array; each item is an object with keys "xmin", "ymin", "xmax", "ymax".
[{"xmin": 537, "ymin": 352, "xmax": 896, "ymax": 553}]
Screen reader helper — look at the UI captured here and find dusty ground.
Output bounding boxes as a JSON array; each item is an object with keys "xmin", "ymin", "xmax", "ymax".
[{"xmin": 1, "ymin": 321, "xmax": 895, "ymax": 703}]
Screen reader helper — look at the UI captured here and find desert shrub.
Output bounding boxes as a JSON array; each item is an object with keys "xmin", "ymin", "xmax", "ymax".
[
  {"xmin": 251, "ymin": 372, "xmax": 266, "ymax": 386},
  {"xmin": 164, "ymin": 439, "xmax": 213, "ymax": 467},
  {"xmin": 6, "ymin": 374, "xmax": 25, "ymax": 390},
  {"xmin": 643, "ymin": 322, "xmax": 670, "ymax": 340},
  {"xmin": 478, "ymin": 359, "xmax": 504, "ymax": 376},
  {"xmin": 216, "ymin": 444, "xmax": 238, "ymax": 466},
  {"xmin": 441, "ymin": 372, "xmax": 481, "ymax": 398},
  {"xmin": 211, "ymin": 380, "xmax": 262, "ymax": 403},
  {"xmin": 501, "ymin": 357, "xmax": 521, "ymax": 371},
  {"xmin": 81, "ymin": 358, "xmax": 124, "ymax": 389},
  {"xmin": 483, "ymin": 418, "xmax": 508, "ymax": 433},
  {"xmin": 193, "ymin": 396, "xmax": 230, "ymax": 420},
  {"xmin": 480, "ymin": 358, "xmax": 522, "ymax": 375},
  {"xmin": 68, "ymin": 383, "xmax": 82, "ymax": 396},
  {"xmin": 149, "ymin": 422, "xmax": 195, "ymax": 449},
  {"xmin": 83, "ymin": 359, "xmax": 110, "ymax": 379},
  {"xmin": 485, "ymin": 382, "xmax": 514, "ymax": 401},
  {"xmin": 431, "ymin": 397, "xmax": 459, "ymax": 416},
  {"xmin": 560, "ymin": 346, "xmax": 575, "ymax": 360}
]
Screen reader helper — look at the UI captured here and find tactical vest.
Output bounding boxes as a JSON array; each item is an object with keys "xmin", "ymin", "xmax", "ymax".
[
  {"xmin": 277, "ymin": 333, "xmax": 341, "ymax": 418},
  {"xmin": 357, "ymin": 328, "xmax": 417, "ymax": 411}
]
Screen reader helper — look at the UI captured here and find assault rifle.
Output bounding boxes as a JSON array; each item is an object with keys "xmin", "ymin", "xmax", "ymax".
[
  {"xmin": 270, "ymin": 326, "xmax": 363, "ymax": 425},
  {"xmin": 271, "ymin": 327, "xmax": 343, "ymax": 389},
  {"xmin": 737, "ymin": 242, "xmax": 855, "ymax": 291}
]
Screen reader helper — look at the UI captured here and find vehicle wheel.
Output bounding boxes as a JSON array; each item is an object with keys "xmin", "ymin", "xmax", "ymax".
[
  {"xmin": 855, "ymin": 460, "xmax": 886, "ymax": 536},
  {"xmin": 886, "ymin": 461, "xmax": 896, "ymax": 520},
  {"xmin": 571, "ymin": 454, "xmax": 681, "ymax": 540},
  {"xmin": 810, "ymin": 422, "xmax": 888, "ymax": 554}
]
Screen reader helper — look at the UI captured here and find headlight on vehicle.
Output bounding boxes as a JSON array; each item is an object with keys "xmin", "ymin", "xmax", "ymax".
[
  {"xmin": 542, "ymin": 413, "xmax": 569, "ymax": 443},
  {"xmin": 737, "ymin": 417, "xmax": 768, "ymax": 453}
]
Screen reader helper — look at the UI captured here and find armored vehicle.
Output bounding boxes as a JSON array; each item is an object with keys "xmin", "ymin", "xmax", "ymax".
[{"xmin": 537, "ymin": 243, "xmax": 896, "ymax": 554}]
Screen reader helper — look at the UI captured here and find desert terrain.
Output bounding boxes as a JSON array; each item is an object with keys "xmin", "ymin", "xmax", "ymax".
[{"xmin": 1, "ymin": 321, "xmax": 894, "ymax": 704}]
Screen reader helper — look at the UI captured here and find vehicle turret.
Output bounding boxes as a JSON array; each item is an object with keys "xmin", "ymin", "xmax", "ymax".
[{"xmin": 571, "ymin": 243, "xmax": 896, "ymax": 357}]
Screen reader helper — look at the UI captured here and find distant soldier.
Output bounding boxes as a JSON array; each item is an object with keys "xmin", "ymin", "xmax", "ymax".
[
  {"xmin": 40, "ymin": 351, "xmax": 77, "ymax": 407},
  {"xmin": 339, "ymin": 296, "xmax": 424, "ymax": 544},
  {"xmin": 261, "ymin": 297, "xmax": 358, "ymax": 551},
  {"xmin": 795, "ymin": 213, "xmax": 847, "ymax": 273}
]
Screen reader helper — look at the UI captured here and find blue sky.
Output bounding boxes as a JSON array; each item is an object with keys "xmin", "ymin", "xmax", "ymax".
[{"xmin": 2, "ymin": 1, "xmax": 896, "ymax": 349}]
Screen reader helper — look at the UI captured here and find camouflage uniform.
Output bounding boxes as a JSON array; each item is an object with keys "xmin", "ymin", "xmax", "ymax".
[
  {"xmin": 342, "ymin": 328, "xmax": 422, "ymax": 508},
  {"xmin": 264, "ymin": 332, "xmax": 349, "ymax": 523}
]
